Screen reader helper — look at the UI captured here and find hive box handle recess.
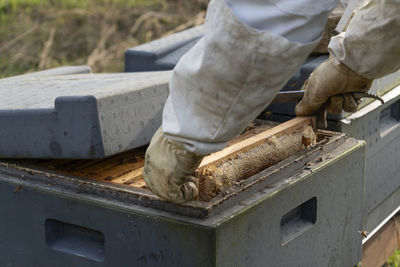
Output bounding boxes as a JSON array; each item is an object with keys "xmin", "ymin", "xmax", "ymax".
[
  {"xmin": 45, "ymin": 219, "xmax": 105, "ymax": 262},
  {"xmin": 280, "ymin": 197, "xmax": 317, "ymax": 245},
  {"xmin": 380, "ymin": 99, "xmax": 400, "ymax": 137}
]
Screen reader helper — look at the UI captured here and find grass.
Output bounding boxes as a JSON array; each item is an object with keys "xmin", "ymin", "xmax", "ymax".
[
  {"xmin": 0, "ymin": 0, "xmax": 207, "ymax": 77},
  {"xmin": 386, "ymin": 250, "xmax": 400, "ymax": 267}
]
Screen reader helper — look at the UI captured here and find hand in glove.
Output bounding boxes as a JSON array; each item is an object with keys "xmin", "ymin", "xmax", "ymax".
[
  {"xmin": 143, "ymin": 127, "xmax": 204, "ymax": 203},
  {"xmin": 295, "ymin": 56, "xmax": 373, "ymax": 116}
]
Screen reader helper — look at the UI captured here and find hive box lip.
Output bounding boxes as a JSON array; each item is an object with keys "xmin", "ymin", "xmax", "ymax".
[
  {"xmin": 0, "ymin": 72, "xmax": 170, "ymax": 110},
  {"xmin": 0, "ymin": 130, "xmax": 361, "ymax": 223}
]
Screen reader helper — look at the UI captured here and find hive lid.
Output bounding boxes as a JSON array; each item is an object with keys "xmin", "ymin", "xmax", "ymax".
[{"xmin": 0, "ymin": 71, "xmax": 170, "ymax": 159}]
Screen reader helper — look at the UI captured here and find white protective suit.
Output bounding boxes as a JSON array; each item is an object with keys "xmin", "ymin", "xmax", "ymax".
[
  {"xmin": 296, "ymin": 0, "xmax": 400, "ymax": 116},
  {"xmin": 329, "ymin": 0, "xmax": 400, "ymax": 79},
  {"xmin": 163, "ymin": 0, "xmax": 400, "ymax": 155},
  {"xmin": 163, "ymin": 0, "xmax": 338, "ymax": 155}
]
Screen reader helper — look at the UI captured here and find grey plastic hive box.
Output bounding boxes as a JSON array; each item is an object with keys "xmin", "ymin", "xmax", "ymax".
[
  {"xmin": 0, "ymin": 72, "xmax": 170, "ymax": 159},
  {"xmin": 124, "ymin": 25, "xmax": 203, "ymax": 72},
  {"xmin": 0, "ymin": 134, "xmax": 365, "ymax": 266},
  {"xmin": 24, "ymin": 65, "xmax": 92, "ymax": 76},
  {"xmin": 267, "ymin": 78, "xmax": 400, "ymax": 233},
  {"xmin": 330, "ymin": 84, "xmax": 400, "ymax": 232},
  {"xmin": 0, "ymin": 66, "xmax": 92, "ymax": 82}
]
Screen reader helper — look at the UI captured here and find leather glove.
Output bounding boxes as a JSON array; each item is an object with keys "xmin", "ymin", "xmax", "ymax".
[
  {"xmin": 295, "ymin": 56, "xmax": 373, "ymax": 116},
  {"xmin": 143, "ymin": 127, "xmax": 204, "ymax": 203}
]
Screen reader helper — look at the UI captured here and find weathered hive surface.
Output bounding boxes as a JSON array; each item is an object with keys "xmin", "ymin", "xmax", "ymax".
[{"xmin": 0, "ymin": 72, "xmax": 170, "ymax": 159}]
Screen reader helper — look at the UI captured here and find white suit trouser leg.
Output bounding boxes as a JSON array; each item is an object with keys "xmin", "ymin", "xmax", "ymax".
[{"xmin": 162, "ymin": 0, "xmax": 338, "ymax": 155}]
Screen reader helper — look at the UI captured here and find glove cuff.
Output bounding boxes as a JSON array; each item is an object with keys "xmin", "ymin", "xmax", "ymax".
[{"xmin": 143, "ymin": 127, "xmax": 204, "ymax": 203}]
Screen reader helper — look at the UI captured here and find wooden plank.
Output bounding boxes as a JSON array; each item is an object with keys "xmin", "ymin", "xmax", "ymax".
[
  {"xmin": 109, "ymin": 168, "xmax": 144, "ymax": 184},
  {"xmin": 29, "ymin": 148, "xmax": 147, "ymax": 187},
  {"xmin": 129, "ymin": 179, "xmax": 147, "ymax": 188},
  {"xmin": 226, "ymin": 120, "xmax": 278, "ymax": 146},
  {"xmin": 362, "ymin": 213, "xmax": 400, "ymax": 267},
  {"xmin": 199, "ymin": 117, "xmax": 313, "ymax": 168}
]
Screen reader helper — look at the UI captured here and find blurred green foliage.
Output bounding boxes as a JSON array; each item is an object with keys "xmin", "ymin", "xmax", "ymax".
[
  {"xmin": 0, "ymin": 0, "xmax": 163, "ymax": 11},
  {"xmin": 0, "ymin": 0, "xmax": 207, "ymax": 77},
  {"xmin": 386, "ymin": 250, "xmax": 400, "ymax": 267},
  {"xmin": 0, "ymin": 0, "xmax": 164, "ymax": 24}
]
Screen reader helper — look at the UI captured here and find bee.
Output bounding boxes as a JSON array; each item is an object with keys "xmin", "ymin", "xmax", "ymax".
[
  {"xmin": 358, "ymin": 230, "xmax": 369, "ymax": 238},
  {"xmin": 13, "ymin": 185, "xmax": 22, "ymax": 193},
  {"xmin": 301, "ymin": 136, "xmax": 312, "ymax": 148}
]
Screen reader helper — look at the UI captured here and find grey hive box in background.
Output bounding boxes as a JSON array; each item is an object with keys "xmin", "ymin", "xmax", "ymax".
[
  {"xmin": 0, "ymin": 71, "xmax": 170, "ymax": 159},
  {"xmin": 124, "ymin": 25, "xmax": 203, "ymax": 72},
  {"xmin": 0, "ymin": 66, "xmax": 92, "ymax": 82}
]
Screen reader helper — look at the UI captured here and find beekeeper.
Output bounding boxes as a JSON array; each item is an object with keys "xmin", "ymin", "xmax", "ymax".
[{"xmin": 143, "ymin": 0, "xmax": 400, "ymax": 203}]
